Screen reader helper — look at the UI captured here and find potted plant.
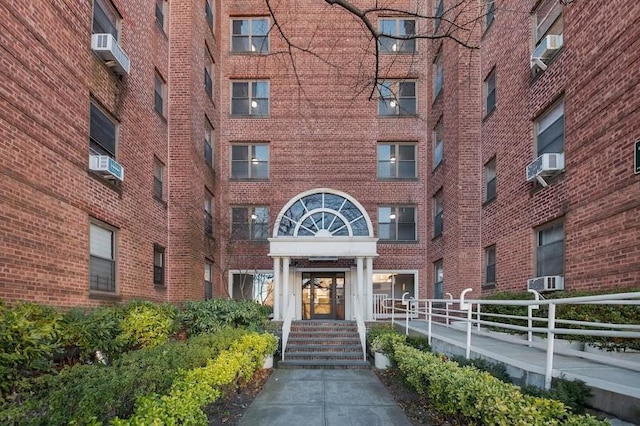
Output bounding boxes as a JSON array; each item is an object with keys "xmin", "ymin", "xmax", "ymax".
[
  {"xmin": 262, "ymin": 333, "xmax": 279, "ymax": 369},
  {"xmin": 370, "ymin": 332, "xmax": 406, "ymax": 369}
]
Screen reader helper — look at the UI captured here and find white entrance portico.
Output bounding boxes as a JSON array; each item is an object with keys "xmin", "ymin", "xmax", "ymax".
[{"xmin": 268, "ymin": 189, "xmax": 378, "ymax": 321}]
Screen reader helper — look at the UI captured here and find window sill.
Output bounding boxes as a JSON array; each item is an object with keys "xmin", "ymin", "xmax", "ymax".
[
  {"xmin": 378, "ymin": 240, "xmax": 419, "ymax": 245},
  {"xmin": 482, "ymin": 107, "xmax": 496, "ymax": 122},
  {"xmin": 481, "ymin": 20, "xmax": 494, "ymax": 40},
  {"xmin": 88, "ymin": 170, "xmax": 123, "ymax": 196},
  {"xmin": 89, "ymin": 290, "xmax": 121, "ymax": 301},
  {"xmin": 377, "ymin": 177, "xmax": 419, "ymax": 182},
  {"xmin": 153, "ymin": 195, "xmax": 167, "ymax": 208},
  {"xmin": 482, "ymin": 196, "xmax": 496, "ymax": 208},
  {"xmin": 432, "ymin": 234, "xmax": 442, "ymax": 241},
  {"xmin": 432, "ymin": 90, "xmax": 443, "ymax": 104},
  {"xmin": 530, "ymin": 48, "xmax": 564, "ymax": 84},
  {"xmin": 229, "ymin": 177, "xmax": 269, "ymax": 182},
  {"xmin": 154, "ymin": 108, "xmax": 167, "ymax": 122},
  {"xmin": 529, "ymin": 171, "xmax": 565, "ymax": 194},
  {"xmin": 377, "ymin": 114, "xmax": 419, "ymax": 119},
  {"xmin": 229, "ymin": 114, "xmax": 271, "ymax": 119},
  {"xmin": 229, "ymin": 51, "xmax": 270, "ymax": 55},
  {"xmin": 432, "ymin": 160, "xmax": 444, "ymax": 173},
  {"xmin": 155, "ymin": 21, "xmax": 168, "ymax": 38},
  {"xmin": 482, "ymin": 282, "xmax": 496, "ymax": 290},
  {"xmin": 379, "ymin": 50, "xmax": 418, "ymax": 55},
  {"xmin": 154, "ymin": 284, "xmax": 166, "ymax": 290}
]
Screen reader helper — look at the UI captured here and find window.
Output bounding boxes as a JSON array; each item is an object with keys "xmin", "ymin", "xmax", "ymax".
[
  {"xmin": 485, "ymin": 0, "xmax": 495, "ymax": 29},
  {"xmin": 153, "ymin": 244, "xmax": 165, "ymax": 286},
  {"xmin": 484, "ymin": 68, "xmax": 496, "ymax": 115},
  {"xmin": 372, "ymin": 272, "xmax": 417, "ymax": 311},
  {"xmin": 378, "ymin": 206, "xmax": 417, "ymax": 242},
  {"xmin": 90, "ymin": 222, "xmax": 116, "ymax": 292},
  {"xmin": 232, "ymin": 207, "xmax": 269, "ymax": 240},
  {"xmin": 379, "ymin": 18, "xmax": 416, "ymax": 53},
  {"xmin": 433, "ymin": 190, "xmax": 443, "ymax": 238},
  {"xmin": 231, "ymin": 81, "xmax": 269, "ymax": 116},
  {"xmin": 204, "ymin": 192, "xmax": 213, "ymax": 235},
  {"xmin": 434, "ymin": 0, "xmax": 444, "ymax": 31},
  {"xmin": 535, "ymin": 100, "xmax": 564, "ymax": 156},
  {"xmin": 231, "ymin": 18, "xmax": 269, "ymax": 53},
  {"xmin": 153, "ymin": 157, "xmax": 164, "ymax": 199},
  {"xmin": 434, "ymin": 260, "xmax": 443, "ymax": 299},
  {"xmin": 205, "ymin": 0, "xmax": 213, "ymax": 31},
  {"xmin": 484, "ymin": 157, "xmax": 496, "ymax": 202},
  {"xmin": 231, "ymin": 144, "xmax": 269, "ymax": 179},
  {"xmin": 89, "ymin": 103, "xmax": 117, "ymax": 158},
  {"xmin": 204, "ymin": 52, "xmax": 213, "ymax": 99},
  {"xmin": 377, "ymin": 143, "xmax": 416, "ymax": 179},
  {"xmin": 231, "ymin": 272, "xmax": 274, "ymax": 306},
  {"xmin": 204, "ymin": 261, "xmax": 213, "ymax": 299},
  {"xmin": 155, "ymin": 0, "xmax": 166, "ymax": 30},
  {"xmin": 536, "ymin": 221, "xmax": 564, "ymax": 277},
  {"xmin": 485, "ymin": 245, "xmax": 496, "ymax": 285},
  {"xmin": 204, "ymin": 119, "xmax": 213, "ymax": 167},
  {"xmin": 534, "ymin": 0, "xmax": 563, "ymax": 45},
  {"xmin": 433, "ymin": 118, "xmax": 443, "ymax": 168},
  {"xmin": 154, "ymin": 71, "xmax": 166, "ymax": 116},
  {"xmin": 92, "ymin": 0, "xmax": 119, "ymax": 38},
  {"xmin": 378, "ymin": 80, "xmax": 417, "ymax": 116},
  {"xmin": 433, "ymin": 47, "xmax": 443, "ymax": 99}
]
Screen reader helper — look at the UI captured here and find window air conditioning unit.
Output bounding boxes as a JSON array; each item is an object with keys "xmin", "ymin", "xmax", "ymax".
[
  {"xmin": 526, "ymin": 152, "xmax": 564, "ymax": 184},
  {"xmin": 89, "ymin": 155, "xmax": 125, "ymax": 181},
  {"xmin": 530, "ymin": 34, "xmax": 563, "ymax": 71},
  {"xmin": 527, "ymin": 275, "xmax": 564, "ymax": 292},
  {"xmin": 91, "ymin": 33, "xmax": 131, "ymax": 75}
]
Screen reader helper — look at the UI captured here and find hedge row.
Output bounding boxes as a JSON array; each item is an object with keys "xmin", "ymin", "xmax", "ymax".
[{"xmin": 392, "ymin": 343, "xmax": 608, "ymax": 426}]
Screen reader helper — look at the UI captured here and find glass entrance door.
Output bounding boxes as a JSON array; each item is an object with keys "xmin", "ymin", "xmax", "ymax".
[{"xmin": 302, "ymin": 272, "xmax": 345, "ymax": 320}]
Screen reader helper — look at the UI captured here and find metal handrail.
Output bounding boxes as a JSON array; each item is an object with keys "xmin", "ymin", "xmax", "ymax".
[
  {"xmin": 353, "ymin": 295, "xmax": 367, "ymax": 360},
  {"xmin": 395, "ymin": 290, "xmax": 640, "ymax": 389},
  {"xmin": 280, "ymin": 294, "xmax": 295, "ymax": 361}
]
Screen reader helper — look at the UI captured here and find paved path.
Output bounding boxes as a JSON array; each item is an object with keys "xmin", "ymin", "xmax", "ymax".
[{"xmin": 239, "ymin": 369, "xmax": 412, "ymax": 426}]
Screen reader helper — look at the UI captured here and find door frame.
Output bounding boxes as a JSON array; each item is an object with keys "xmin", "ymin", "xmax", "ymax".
[{"xmin": 301, "ymin": 271, "xmax": 346, "ymax": 320}]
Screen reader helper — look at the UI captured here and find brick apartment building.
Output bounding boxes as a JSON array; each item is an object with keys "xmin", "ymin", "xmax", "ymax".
[{"xmin": 0, "ymin": 0, "xmax": 638, "ymax": 317}]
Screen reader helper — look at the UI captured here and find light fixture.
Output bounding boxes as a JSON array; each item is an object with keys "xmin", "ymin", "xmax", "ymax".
[
  {"xmin": 251, "ymin": 157, "xmax": 259, "ymax": 164},
  {"xmin": 389, "ymin": 100, "xmax": 397, "ymax": 108},
  {"xmin": 392, "ymin": 43, "xmax": 398, "ymax": 52},
  {"xmin": 389, "ymin": 214, "xmax": 396, "ymax": 220},
  {"xmin": 251, "ymin": 44, "xmax": 256, "ymax": 52},
  {"xmin": 389, "ymin": 155, "xmax": 396, "ymax": 162},
  {"xmin": 250, "ymin": 213, "xmax": 258, "ymax": 220}
]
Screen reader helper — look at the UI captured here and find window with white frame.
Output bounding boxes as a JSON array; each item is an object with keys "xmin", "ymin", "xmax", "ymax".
[
  {"xmin": 433, "ymin": 118, "xmax": 443, "ymax": 168},
  {"xmin": 379, "ymin": 18, "xmax": 416, "ymax": 53},
  {"xmin": 485, "ymin": 245, "xmax": 496, "ymax": 285},
  {"xmin": 231, "ymin": 207, "xmax": 269, "ymax": 240},
  {"xmin": 204, "ymin": 119, "xmax": 213, "ymax": 167},
  {"xmin": 155, "ymin": 0, "xmax": 167, "ymax": 30},
  {"xmin": 434, "ymin": 259, "xmax": 443, "ymax": 299},
  {"xmin": 204, "ymin": 191, "xmax": 213, "ymax": 235},
  {"xmin": 231, "ymin": 81, "xmax": 269, "ymax": 116},
  {"xmin": 536, "ymin": 221, "xmax": 564, "ymax": 277},
  {"xmin": 204, "ymin": 51, "xmax": 213, "ymax": 99},
  {"xmin": 154, "ymin": 71, "xmax": 166, "ymax": 116},
  {"xmin": 231, "ymin": 144, "xmax": 268, "ymax": 179},
  {"xmin": 205, "ymin": 0, "xmax": 213, "ymax": 31},
  {"xmin": 533, "ymin": 0, "xmax": 563, "ymax": 45},
  {"xmin": 484, "ymin": 157, "xmax": 496, "ymax": 202},
  {"xmin": 89, "ymin": 103, "xmax": 117, "ymax": 158},
  {"xmin": 484, "ymin": 67, "xmax": 496, "ymax": 115},
  {"xmin": 204, "ymin": 260, "xmax": 213, "ymax": 299},
  {"xmin": 372, "ymin": 272, "xmax": 417, "ymax": 315},
  {"xmin": 433, "ymin": 190, "xmax": 443, "ymax": 238},
  {"xmin": 230, "ymin": 272, "xmax": 274, "ymax": 306},
  {"xmin": 434, "ymin": 0, "xmax": 444, "ymax": 31},
  {"xmin": 378, "ymin": 80, "xmax": 417, "ymax": 116},
  {"xmin": 433, "ymin": 47, "xmax": 444, "ymax": 99},
  {"xmin": 377, "ymin": 143, "xmax": 417, "ymax": 179},
  {"xmin": 92, "ymin": 0, "xmax": 120, "ymax": 39},
  {"xmin": 378, "ymin": 206, "xmax": 417, "ymax": 242},
  {"xmin": 90, "ymin": 221, "xmax": 116, "ymax": 292},
  {"xmin": 231, "ymin": 18, "xmax": 269, "ymax": 53},
  {"xmin": 153, "ymin": 157, "xmax": 164, "ymax": 200},
  {"xmin": 535, "ymin": 99, "xmax": 564, "ymax": 156},
  {"xmin": 153, "ymin": 244, "xmax": 165, "ymax": 286}
]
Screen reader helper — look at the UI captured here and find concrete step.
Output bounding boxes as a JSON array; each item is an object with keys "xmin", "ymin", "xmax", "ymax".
[
  {"xmin": 290, "ymin": 326, "xmax": 358, "ymax": 333},
  {"xmin": 289, "ymin": 331, "xmax": 359, "ymax": 338},
  {"xmin": 278, "ymin": 359, "xmax": 371, "ymax": 369},
  {"xmin": 286, "ymin": 344, "xmax": 363, "ymax": 352},
  {"xmin": 284, "ymin": 351, "xmax": 365, "ymax": 361},
  {"xmin": 287, "ymin": 337, "xmax": 360, "ymax": 345}
]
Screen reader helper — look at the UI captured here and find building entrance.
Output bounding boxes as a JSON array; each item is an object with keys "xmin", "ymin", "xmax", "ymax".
[{"xmin": 302, "ymin": 272, "xmax": 345, "ymax": 320}]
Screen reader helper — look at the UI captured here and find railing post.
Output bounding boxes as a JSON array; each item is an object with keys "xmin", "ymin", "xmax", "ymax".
[
  {"xmin": 445, "ymin": 292, "xmax": 452, "ymax": 325},
  {"xmin": 466, "ymin": 302, "xmax": 473, "ymax": 359},
  {"xmin": 427, "ymin": 300, "xmax": 433, "ymax": 345},
  {"xmin": 402, "ymin": 292, "xmax": 410, "ymax": 335},
  {"xmin": 545, "ymin": 303, "xmax": 556, "ymax": 390},
  {"xmin": 476, "ymin": 303, "xmax": 481, "ymax": 332},
  {"xmin": 527, "ymin": 289, "xmax": 540, "ymax": 346}
]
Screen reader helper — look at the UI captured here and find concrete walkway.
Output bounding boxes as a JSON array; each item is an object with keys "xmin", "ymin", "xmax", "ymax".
[{"xmin": 238, "ymin": 369, "xmax": 412, "ymax": 426}]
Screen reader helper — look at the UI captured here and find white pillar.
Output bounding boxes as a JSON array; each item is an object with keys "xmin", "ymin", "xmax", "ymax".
[
  {"xmin": 282, "ymin": 257, "xmax": 290, "ymax": 315},
  {"xmin": 273, "ymin": 257, "xmax": 281, "ymax": 320},
  {"xmin": 356, "ymin": 257, "xmax": 364, "ymax": 319},
  {"xmin": 366, "ymin": 257, "xmax": 373, "ymax": 321}
]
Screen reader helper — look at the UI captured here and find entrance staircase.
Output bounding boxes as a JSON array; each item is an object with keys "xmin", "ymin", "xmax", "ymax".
[{"xmin": 279, "ymin": 320, "xmax": 370, "ymax": 369}]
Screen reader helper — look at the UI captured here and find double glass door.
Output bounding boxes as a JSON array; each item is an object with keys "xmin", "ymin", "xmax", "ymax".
[{"xmin": 302, "ymin": 272, "xmax": 345, "ymax": 320}]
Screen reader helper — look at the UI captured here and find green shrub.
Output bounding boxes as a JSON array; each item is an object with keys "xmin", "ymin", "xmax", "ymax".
[
  {"xmin": 0, "ymin": 302, "xmax": 63, "ymax": 401},
  {"xmin": 521, "ymin": 376, "xmax": 592, "ymax": 414},
  {"xmin": 405, "ymin": 335, "xmax": 431, "ymax": 352},
  {"xmin": 370, "ymin": 332, "xmax": 406, "ymax": 358},
  {"xmin": 117, "ymin": 301, "xmax": 179, "ymax": 350},
  {"xmin": 394, "ymin": 343, "xmax": 608, "ymax": 425},
  {"xmin": 449, "ymin": 355, "xmax": 511, "ymax": 384},
  {"xmin": 179, "ymin": 298, "xmax": 270, "ymax": 336},
  {"xmin": 1, "ymin": 327, "xmax": 249, "ymax": 425},
  {"xmin": 366, "ymin": 323, "xmax": 395, "ymax": 346}
]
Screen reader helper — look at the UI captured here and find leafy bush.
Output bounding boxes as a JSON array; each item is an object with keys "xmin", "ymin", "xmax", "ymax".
[
  {"xmin": 521, "ymin": 376, "xmax": 592, "ymax": 415},
  {"xmin": 117, "ymin": 301, "xmax": 179, "ymax": 350},
  {"xmin": 366, "ymin": 323, "xmax": 396, "ymax": 347},
  {"xmin": 393, "ymin": 343, "xmax": 608, "ymax": 426},
  {"xmin": 370, "ymin": 332, "xmax": 406, "ymax": 357},
  {"xmin": 180, "ymin": 298, "xmax": 271, "ymax": 336},
  {"xmin": 449, "ymin": 355, "xmax": 511, "ymax": 384},
  {"xmin": 405, "ymin": 335, "xmax": 431, "ymax": 352},
  {"xmin": 0, "ymin": 302, "xmax": 63, "ymax": 401},
  {"xmin": 1, "ymin": 327, "xmax": 249, "ymax": 425}
]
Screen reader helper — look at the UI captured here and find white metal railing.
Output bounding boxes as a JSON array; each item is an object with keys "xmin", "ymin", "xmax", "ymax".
[
  {"xmin": 353, "ymin": 295, "xmax": 367, "ymax": 360},
  {"xmin": 373, "ymin": 293, "xmax": 420, "ymax": 320},
  {"xmin": 280, "ymin": 294, "xmax": 296, "ymax": 361},
  {"xmin": 394, "ymin": 290, "xmax": 640, "ymax": 389}
]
